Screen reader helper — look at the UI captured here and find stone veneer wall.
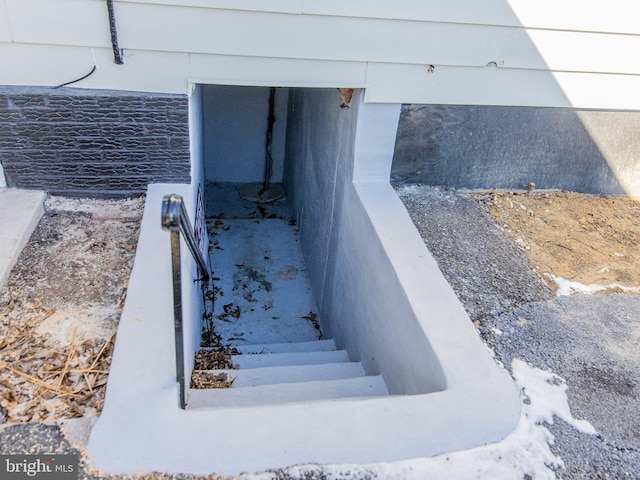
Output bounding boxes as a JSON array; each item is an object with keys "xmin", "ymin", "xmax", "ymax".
[{"xmin": 0, "ymin": 86, "xmax": 191, "ymax": 196}]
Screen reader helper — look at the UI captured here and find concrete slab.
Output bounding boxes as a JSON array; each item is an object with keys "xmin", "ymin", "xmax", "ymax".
[
  {"xmin": 187, "ymin": 375, "xmax": 388, "ymax": 408},
  {"xmin": 212, "ymin": 362, "xmax": 366, "ymax": 388},
  {"xmin": 0, "ymin": 188, "xmax": 46, "ymax": 290},
  {"xmin": 210, "ymin": 218, "xmax": 321, "ymax": 346}
]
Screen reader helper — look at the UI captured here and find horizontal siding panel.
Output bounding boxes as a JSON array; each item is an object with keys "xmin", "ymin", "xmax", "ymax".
[
  {"xmin": 8, "ymin": 2, "xmax": 640, "ymax": 76},
  {"xmin": 303, "ymin": 0, "xmax": 640, "ymax": 36},
  {"xmin": 525, "ymin": 29, "xmax": 640, "ymax": 75},
  {"xmin": 117, "ymin": 5, "xmax": 640, "ymax": 75},
  {"xmin": 0, "ymin": 43, "xmax": 96, "ymax": 86},
  {"xmin": 117, "ymin": 0, "xmax": 302, "ymax": 14},
  {"xmin": 0, "ymin": 0, "xmax": 11, "ymax": 42},
  {"xmin": 86, "ymin": 48, "xmax": 189, "ymax": 94},
  {"xmin": 365, "ymin": 62, "xmax": 640, "ymax": 110},
  {"xmin": 190, "ymin": 54, "xmax": 367, "ymax": 87},
  {"xmin": 5, "ymin": 0, "xmax": 109, "ymax": 47},
  {"xmin": 507, "ymin": 0, "xmax": 640, "ymax": 35},
  {"xmin": 115, "ymin": 5, "xmax": 511, "ymax": 66},
  {"xmin": 0, "ymin": 43, "xmax": 189, "ymax": 94},
  {"xmin": 302, "ymin": 0, "xmax": 521, "ymax": 28}
]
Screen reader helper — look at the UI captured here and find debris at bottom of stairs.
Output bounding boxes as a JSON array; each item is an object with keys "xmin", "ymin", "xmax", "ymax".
[
  {"xmin": 190, "ymin": 371, "xmax": 235, "ymax": 389},
  {"xmin": 193, "ymin": 348, "xmax": 238, "ymax": 371}
]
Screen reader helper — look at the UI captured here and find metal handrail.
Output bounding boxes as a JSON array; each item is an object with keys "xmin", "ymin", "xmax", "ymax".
[
  {"xmin": 161, "ymin": 194, "xmax": 210, "ymax": 282},
  {"xmin": 161, "ymin": 193, "xmax": 211, "ymax": 409}
]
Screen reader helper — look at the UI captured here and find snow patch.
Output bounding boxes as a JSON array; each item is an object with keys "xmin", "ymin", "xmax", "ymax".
[
  {"xmin": 511, "ymin": 359, "xmax": 596, "ymax": 436},
  {"xmin": 236, "ymin": 359, "xmax": 596, "ymax": 480},
  {"xmin": 546, "ymin": 273, "xmax": 640, "ymax": 296}
]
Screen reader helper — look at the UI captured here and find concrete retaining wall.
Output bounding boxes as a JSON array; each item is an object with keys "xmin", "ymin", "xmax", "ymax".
[
  {"xmin": 0, "ymin": 86, "xmax": 191, "ymax": 196},
  {"xmin": 284, "ymin": 88, "xmax": 446, "ymax": 394},
  {"xmin": 392, "ymin": 104, "xmax": 640, "ymax": 195}
]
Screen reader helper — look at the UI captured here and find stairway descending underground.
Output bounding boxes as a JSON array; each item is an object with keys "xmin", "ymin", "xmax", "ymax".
[
  {"xmin": 187, "ymin": 339, "xmax": 389, "ymax": 408},
  {"xmin": 188, "ymin": 183, "xmax": 390, "ymax": 409}
]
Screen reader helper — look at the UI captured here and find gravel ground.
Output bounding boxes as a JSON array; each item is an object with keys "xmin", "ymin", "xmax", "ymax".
[
  {"xmin": 397, "ymin": 184, "xmax": 640, "ymax": 480},
  {"xmin": 396, "ymin": 184, "xmax": 553, "ymax": 348}
]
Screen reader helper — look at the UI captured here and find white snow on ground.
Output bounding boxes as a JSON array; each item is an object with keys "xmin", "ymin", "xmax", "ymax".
[
  {"xmin": 547, "ymin": 274, "xmax": 640, "ymax": 296},
  {"xmin": 235, "ymin": 359, "xmax": 596, "ymax": 480}
]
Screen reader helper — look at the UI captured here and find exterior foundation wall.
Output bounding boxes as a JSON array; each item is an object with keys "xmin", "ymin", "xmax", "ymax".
[
  {"xmin": 0, "ymin": 86, "xmax": 191, "ymax": 196},
  {"xmin": 392, "ymin": 105, "xmax": 640, "ymax": 196}
]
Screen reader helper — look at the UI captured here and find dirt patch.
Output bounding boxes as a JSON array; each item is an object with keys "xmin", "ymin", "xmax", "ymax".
[
  {"xmin": 0, "ymin": 196, "xmax": 142, "ymax": 424},
  {"xmin": 474, "ymin": 190, "xmax": 640, "ymax": 294}
]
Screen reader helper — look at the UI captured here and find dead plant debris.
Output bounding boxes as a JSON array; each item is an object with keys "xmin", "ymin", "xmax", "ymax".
[
  {"xmin": 193, "ymin": 348, "xmax": 238, "ymax": 371},
  {"xmin": 0, "ymin": 195, "xmax": 142, "ymax": 424},
  {"xmin": 216, "ymin": 303, "xmax": 241, "ymax": 322},
  {"xmin": 190, "ymin": 371, "xmax": 235, "ymax": 389}
]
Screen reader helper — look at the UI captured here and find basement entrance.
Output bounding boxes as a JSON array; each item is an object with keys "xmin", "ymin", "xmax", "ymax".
[
  {"xmin": 201, "ymin": 84, "xmax": 323, "ymax": 347},
  {"xmin": 205, "ymin": 183, "xmax": 321, "ymax": 346},
  {"xmin": 89, "ymin": 87, "xmax": 521, "ymax": 473},
  {"xmin": 189, "ymin": 85, "xmax": 387, "ymax": 405}
]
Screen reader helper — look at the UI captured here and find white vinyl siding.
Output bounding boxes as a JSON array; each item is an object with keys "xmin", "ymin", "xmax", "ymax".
[{"xmin": 1, "ymin": 0, "xmax": 640, "ymax": 108}]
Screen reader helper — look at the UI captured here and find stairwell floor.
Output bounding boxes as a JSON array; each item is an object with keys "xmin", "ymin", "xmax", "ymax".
[{"xmin": 206, "ymin": 182, "xmax": 322, "ymax": 347}]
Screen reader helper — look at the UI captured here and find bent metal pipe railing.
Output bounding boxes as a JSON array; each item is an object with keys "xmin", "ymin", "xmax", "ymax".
[{"xmin": 161, "ymin": 194, "xmax": 211, "ymax": 409}]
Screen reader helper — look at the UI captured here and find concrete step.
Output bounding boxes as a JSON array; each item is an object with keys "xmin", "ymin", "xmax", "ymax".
[
  {"xmin": 0, "ymin": 189, "xmax": 45, "ymax": 291},
  {"xmin": 207, "ymin": 362, "xmax": 366, "ymax": 388},
  {"xmin": 187, "ymin": 375, "xmax": 389, "ymax": 408},
  {"xmin": 233, "ymin": 339, "xmax": 337, "ymax": 355},
  {"xmin": 232, "ymin": 349, "xmax": 349, "ymax": 369}
]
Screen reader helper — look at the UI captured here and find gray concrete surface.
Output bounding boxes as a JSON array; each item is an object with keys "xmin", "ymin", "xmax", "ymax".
[
  {"xmin": 398, "ymin": 184, "xmax": 640, "ymax": 480},
  {"xmin": 0, "ymin": 188, "xmax": 45, "ymax": 291},
  {"xmin": 391, "ymin": 104, "xmax": 640, "ymax": 195}
]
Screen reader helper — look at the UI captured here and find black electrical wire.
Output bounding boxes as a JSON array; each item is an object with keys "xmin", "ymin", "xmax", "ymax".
[
  {"xmin": 106, "ymin": 0, "xmax": 125, "ymax": 65},
  {"xmin": 52, "ymin": 65, "xmax": 97, "ymax": 89}
]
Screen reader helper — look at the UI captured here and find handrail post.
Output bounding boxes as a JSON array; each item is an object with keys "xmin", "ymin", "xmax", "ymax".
[
  {"xmin": 161, "ymin": 193, "xmax": 211, "ymax": 409},
  {"xmin": 168, "ymin": 229, "xmax": 186, "ymax": 409}
]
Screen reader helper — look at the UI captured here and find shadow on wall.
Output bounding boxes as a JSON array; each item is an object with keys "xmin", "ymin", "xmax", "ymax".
[{"xmin": 391, "ymin": 104, "xmax": 640, "ymax": 196}]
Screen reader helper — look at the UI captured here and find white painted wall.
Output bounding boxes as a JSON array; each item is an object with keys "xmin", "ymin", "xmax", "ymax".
[
  {"xmin": 202, "ymin": 85, "xmax": 287, "ymax": 183},
  {"xmin": 182, "ymin": 84, "xmax": 206, "ymax": 380},
  {"xmin": 1, "ymin": 0, "xmax": 640, "ymax": 108}
]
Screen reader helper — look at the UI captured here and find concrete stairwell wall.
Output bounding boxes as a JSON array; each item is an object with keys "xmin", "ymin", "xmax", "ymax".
[{"xmin": 284, "ymin": 88, "xmax": 446, "ymax": 394}]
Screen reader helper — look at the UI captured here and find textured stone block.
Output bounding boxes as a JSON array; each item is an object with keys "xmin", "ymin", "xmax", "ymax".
[
  {"xmin": 13, "ymin": 122, "xmax": 52, "ymax": 137},
  {"xmin": 47, "ymin": 95, "xmax": 98, "ymax": 110},
  {"xmin": 74, "ymin": 109, "xmax": 121, "ymax": 123},
  {"xmin": 101, "ymin": 123, "xmax": 146, "ymax": 137},
  {"xmin": 10, "ymin": 94, "xmax": 46, "ymax": 108},
  {"xmin": 0, "ymin": 137, "xmax": 31, "ymax": 149},
  {"xmin": 0, "ymin": 123, "xmax": 16, "ymax": 136},
  {"xmin": 50, "ymin": 123, "xmax": 101, "ymax": 137},
  {"xmin": 22, "ymin": 108, "xmax": 75, "ymax": 122}
]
